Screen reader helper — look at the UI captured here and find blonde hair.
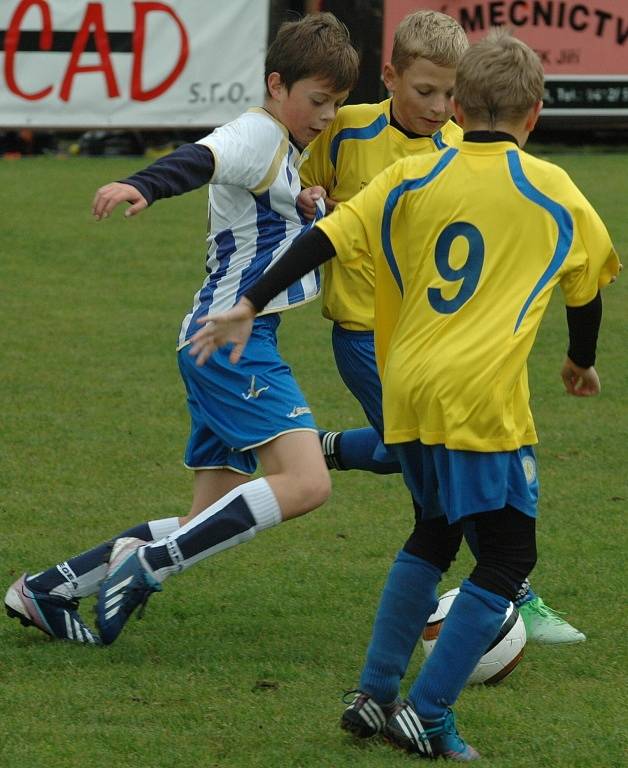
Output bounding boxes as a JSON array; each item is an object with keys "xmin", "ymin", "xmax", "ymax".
[
  {"xmin": 454, "ymin": 28, "xmax": 544, "ymax": 127},
  {"xmin": 265, "ymin": 12, "xmax": 359, "ymax": 94},
  {"xmin": 391, "ymin": 10, "xmax": 468, "ymax": 72}
]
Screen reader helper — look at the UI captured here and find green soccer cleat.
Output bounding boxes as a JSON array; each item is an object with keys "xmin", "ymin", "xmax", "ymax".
[{"xmin": 519, "ymin": 596, "xmax": 586, "ymax": 645}]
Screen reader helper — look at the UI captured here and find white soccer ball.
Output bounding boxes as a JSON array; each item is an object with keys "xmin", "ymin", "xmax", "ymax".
[{"xmin": 421, "ymin": 587, "xmax": 527, "ymax": 685}]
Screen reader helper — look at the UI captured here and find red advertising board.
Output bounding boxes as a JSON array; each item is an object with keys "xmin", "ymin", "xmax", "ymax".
[{"xmin": 383, "ymin": 1, "xmax": 628, "ymax": 116}]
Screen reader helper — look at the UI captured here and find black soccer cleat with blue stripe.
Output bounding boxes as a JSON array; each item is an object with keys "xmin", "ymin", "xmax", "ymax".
[
  {"xmin": 385, "ymin": 702, "xmax": 480, "ymax": 761},
  {"xmin": 5, "ymin": 574, "xmax": 101, "ymax": 644}
]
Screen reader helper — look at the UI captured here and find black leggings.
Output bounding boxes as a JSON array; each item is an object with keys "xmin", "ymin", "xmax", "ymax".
[{"xmin": 403, "ymin": 501, "xmax": 537, "ymax": 602}]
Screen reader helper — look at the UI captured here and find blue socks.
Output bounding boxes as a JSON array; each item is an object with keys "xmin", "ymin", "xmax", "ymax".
[
  {"xmin": 408, "ymin": 579, "xmax": 509, "ymax": 720},
  {"xmin": 359, "ymin": 550, "xmax": 441, "ymax": 704}
]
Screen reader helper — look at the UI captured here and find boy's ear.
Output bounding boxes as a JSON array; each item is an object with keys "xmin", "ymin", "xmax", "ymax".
[
  {"xmin": 267, "ymin": 71, "xmax": 285, "ymax": 100},
  {"xmin": 382, "ymin": 62, "xmax": 398, "ymax": 93},
  {"xmin": 452, "ymin": 98, "xmax": 465, "ymax": 127},
  {"xmin": 525, "ymin": 100, "xmax": 543, "ymax": 132}
]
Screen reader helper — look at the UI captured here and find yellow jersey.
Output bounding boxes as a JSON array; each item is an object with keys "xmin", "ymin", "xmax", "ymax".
[
  {"xmin": 299, "ymin": 99, "xmax": 462, "ymax": 330},
  {"xmin": 316, "ymin": 139, "xmax": 620, "ymax": 450}
]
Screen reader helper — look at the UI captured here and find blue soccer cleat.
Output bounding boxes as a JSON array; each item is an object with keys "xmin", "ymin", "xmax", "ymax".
[
  {"xmin": 5, "ymin": 573, "xmax": 100, "ymax": 644},
  {"xmin": 385, "ymin": 702, "xmax": 480, "ymax": 761},
  {"xmin": 96, "ymin": 537, "xmax": 161, "ymax": 645}
]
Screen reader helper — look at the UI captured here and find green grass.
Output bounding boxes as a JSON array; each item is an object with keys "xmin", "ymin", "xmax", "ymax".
[{"xmin": 1, "ymin": 153, "xmax": 627, "ymax": 768}]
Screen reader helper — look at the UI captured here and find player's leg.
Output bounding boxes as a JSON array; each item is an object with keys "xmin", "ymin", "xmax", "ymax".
[
  {"xmin": 113, "ymin": 431, "xmax": 328, "ymax": 580},
  {"xmin": 5, "ymin": 383, "xmax": 247, "ymax": 642},
  {"xmin": 342, "ymin": 502, "xmax": 463, "ymax": 739},
  {"xmin": 386, "ymin": 447, "xmax": 537, "ymax": 759},
  {"xmin": 96, "ymin": 317, "xmax": 330, "ymax": 643},
  {"xmin": 182, "ymin": 467, "xmax": 249, "ymax": 523},
  {"xmin": 390, "ymin": 505, "xmax": 535, "ymax": 760},
  {"xmin": 320, "ymin": 325, "xmax": 400, "ymax": 474},
  {"xmin": 462, "ymin": 507, "xmax": 585, "ymax": 645},
  {"xmin": 137, "ymin": 430, "xmax": 329, "ymax": 583},
  {"xmin": 97, "ymin": 430, "xmax": 329, "ymax": 644},
  {"xmin": 4, "ymin": 514, "xmax": 181, "ymax": 644}
]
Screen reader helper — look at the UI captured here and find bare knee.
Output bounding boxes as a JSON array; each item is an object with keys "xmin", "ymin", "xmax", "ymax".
[{"xmin": 269, "ymin": 466, "xmax": 331, "ymax": 520}]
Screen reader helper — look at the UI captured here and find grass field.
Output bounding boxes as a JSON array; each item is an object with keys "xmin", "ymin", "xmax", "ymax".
[{"xmin": 1, "ymin": 152, "xmax": 626, "ymax": 768}]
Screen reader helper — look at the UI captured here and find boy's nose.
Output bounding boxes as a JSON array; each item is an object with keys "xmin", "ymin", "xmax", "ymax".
[{"xmin": 430, "ymin": 94, "xmax": 451, "ymax": 117}]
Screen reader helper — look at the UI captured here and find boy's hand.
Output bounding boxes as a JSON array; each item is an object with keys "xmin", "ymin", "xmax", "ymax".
[
  {"xmin": 189, "ymin": 298, "xmax": 257, "ymax": 366},
  {"xmin": 297, "ymin": 185, "xmax": 326, "ymax": 220},
  {"xmin": 561, "ymin": 357, "xmax": 601, "ymax": 396},
  {"xmin": 92, "ymin": 182, "xmax": 148, "ymax": 221}
]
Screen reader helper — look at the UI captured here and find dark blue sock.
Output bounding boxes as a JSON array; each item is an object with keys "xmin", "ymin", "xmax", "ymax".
[
  {"xmin": 359, "ymin": 551, "xmax": 441, "ymax": 704},
  {"xmin": 409, "ymin": 579, "xmax": 509, "ymax": 720},
  {"xmin": 326, "ymin": 428, "xmax": 400, "ymax": 474},
  {"xmin": 27, "ymin": 521, "xmax": 153, "ymax": 592}
]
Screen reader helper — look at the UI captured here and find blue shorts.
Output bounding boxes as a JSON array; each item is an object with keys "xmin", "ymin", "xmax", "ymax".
[
  {"xmin": 331, "ymin": 323, "xmax": 396, "ymax": 465},
  {"xmin": 178, "ymin": 314, "xmax": 317, "ymax": 474},
  {"xmin": 392, "ymin": 441, "xmax": 539, "ymax": 523}
]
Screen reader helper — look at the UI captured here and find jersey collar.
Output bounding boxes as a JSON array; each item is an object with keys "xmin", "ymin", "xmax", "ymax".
[{"xmin": 463, "ymin": 130, "xmax": 519, "ymax": 146}]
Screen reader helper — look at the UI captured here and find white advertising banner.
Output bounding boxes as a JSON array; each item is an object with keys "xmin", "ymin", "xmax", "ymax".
[{"xmin": 0, "ymin": 0, "xmax": 270, "ymax": 127}]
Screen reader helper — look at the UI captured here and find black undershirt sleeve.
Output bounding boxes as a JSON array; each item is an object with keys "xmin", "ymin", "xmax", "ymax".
[
  {"xmin": 566, "ymin": 291, "xmax": 602, "ymax": 368},
  {"xmin": 245, "ymin": 227, "xmax": 337, "ymax": 312},
  {"xmin": 120, "ymin": 143, "xmax": 215, "ymax": 205}
]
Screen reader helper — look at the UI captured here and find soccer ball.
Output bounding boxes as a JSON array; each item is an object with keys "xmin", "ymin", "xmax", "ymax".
[{"xmin": 421, "ymin": 587, "xmax": 526, "ymax": 685}]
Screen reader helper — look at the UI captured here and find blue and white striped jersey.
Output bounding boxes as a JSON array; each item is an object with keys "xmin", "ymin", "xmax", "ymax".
[{"xmin": 178, "ymin": 108, "xmax": 322, "ymax": 347}]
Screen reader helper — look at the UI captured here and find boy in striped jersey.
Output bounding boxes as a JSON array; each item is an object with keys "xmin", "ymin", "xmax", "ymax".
[
  {"xmin": 299, "ymin": 10, "xmax": 586, "ymax": 646},
  {"xmin": 5, "ymin": 13, "xmax": 359, "ymax": 645}
]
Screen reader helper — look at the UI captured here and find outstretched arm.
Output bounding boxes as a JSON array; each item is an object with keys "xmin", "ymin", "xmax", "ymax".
[
  {"xmin": 92, "ymin": 143, "xmax": 215, "ymax": 220},
  {"xmin": 189, "ymin": 227, "xmax": 337, "ymax": 365}
]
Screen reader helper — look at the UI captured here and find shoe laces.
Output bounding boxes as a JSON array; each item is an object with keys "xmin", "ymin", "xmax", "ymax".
[
  {"xmin": 342, "ymin": 689, "xmax": 362, "ymax": 705},
  {"xmin": 527, "ymin": 597, "xmax": 567, "ymax": 623}
]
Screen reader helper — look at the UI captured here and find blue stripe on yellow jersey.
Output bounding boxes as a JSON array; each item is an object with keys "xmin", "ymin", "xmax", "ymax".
[
  {"xmin": 382, "ymin": 148, "xmax": 459, "ymax": 295},
  {"xmin": 299, "ymin": 99, "xmax": 463, "ymax": 331},
  {"xmin": 316, "ymin": 140, "xmax": 620, "ymax": 451},
  {"xmin": 506, "ymin": 150, "xmax": 574, "ymax": 332}
]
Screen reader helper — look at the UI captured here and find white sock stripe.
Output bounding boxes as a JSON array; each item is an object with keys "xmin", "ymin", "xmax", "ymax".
[
  {"xmin": 104, "ymin": 607, "xmax": 121, "ymax": 621},
  {"xmin": 241, "ymin": 478, "xmax": 282, "ymax": 530},
  {"xmin": 148, "ymin": 516, "xmax": 180, "ymax": 541}
]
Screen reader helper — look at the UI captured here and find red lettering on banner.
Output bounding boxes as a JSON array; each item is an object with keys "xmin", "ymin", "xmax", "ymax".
[
  {"xmin": 131, "ymin": 2, "xmax": 189, "ymax": 101},
  {"xmin": 4, "ymin": 0, "xmax": 53, "ymax": 100},
  {"xmin": 59, "ymin": 3, "xmax": 120, "ymax": 102}
]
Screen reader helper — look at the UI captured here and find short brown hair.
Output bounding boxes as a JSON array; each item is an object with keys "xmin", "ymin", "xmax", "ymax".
[
  {"xmin": 391, "ymin": 10, "xmax": 468, "ymax": 72},
  {"xmin": 265, "ymin": 13, "xmax": 359, "ymax": 94},
  {"xmin": 454, "ymin": 28, "xmax": 544, "ymax": 126}
]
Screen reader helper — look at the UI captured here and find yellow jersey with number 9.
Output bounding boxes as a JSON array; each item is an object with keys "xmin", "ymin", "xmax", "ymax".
[{"xmin": 316, "ymin": 140, "xmax": 620, "ymax": 450}]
